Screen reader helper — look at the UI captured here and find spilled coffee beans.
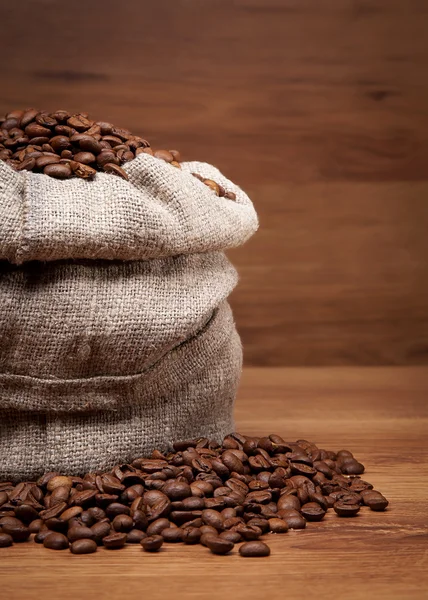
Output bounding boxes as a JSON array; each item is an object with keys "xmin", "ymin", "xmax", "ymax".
[{"xmin": 0, "ymin": 433, "xmax": 389, "ymax": 558}]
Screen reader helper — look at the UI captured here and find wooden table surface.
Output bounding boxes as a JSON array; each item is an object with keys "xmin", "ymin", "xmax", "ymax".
[{"xmin": 1, "ymin": 367, "xmax": 427, "ymax": 600}]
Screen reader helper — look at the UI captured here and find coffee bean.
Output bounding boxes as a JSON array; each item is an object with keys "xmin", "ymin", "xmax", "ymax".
[
  {"xmin": 103, "ymin": 532, "xmax": 127, "ymax": 549},
  {"xmin": 154, "ymin": 149, "xmax": 174, "ymax": 163},
  {"xmin": 0, "ymin": 533, "xmax": 13, "ymax": 547},
  {"xmin": 70, "ymin": 161, "xmax": 97, "ymax": 180},
  {"xmin": 121, "ymin": 530, "xmax": 143, "ymax": 545},
  {"xmin": 14, "ymin": 504, "xmax": 39, "ymax": 525},
  {"xmin": 15, "ymin": 157, "xmax": 36, "ymax": 171},
  {"xmin": 112, "ymin": 514, "xmax": 133, "ymax": 533},
  {"xmin": 277, "ymin": 509, "xmax": 306, "ymax": 529},
  {"xmin": 73, "ymin": 151, "xmax": 96, "ymax": 165},
  {"xmin": 29, "ymin": 519, "xmax": 43, "ymax": 534},
  {"xmin": 300, "ymin": 502, "xmax": 326, "ymax": 522},
  {"xmin": 146, "ymin": 518, "xmax": 171, "ymax": 536},
  {"xmin": 34, "ymin": 528, "xmax": 52, "ymax": 544},
  {"xmin": 105, "ymin": 503, "xmax": 130, "ymax": 519},
  {"xmin": 1, "ymin": 523, "xmax": 31, "ymax": 542},
  {"xmin": 239, "ymin": 541, "xmax": 270, "ymax": 557},
  {"xmin": 70, "ymin": 539, "xmax": 97, "ymax": 554},
  {"xmin": 45, "ymin": 518, "xmax": 67, "ymax": 532},
  {"xmin": 102, "ymin": 163, "xmax": 129, "ymax": 180},
  {"xmin": 161, "ymin": 527, "xmax": 183, "ymax": 543},
  {"xmin": 91, "ymin": 521, "xmax": 111, "ymax": 545},
  {"xmin": 43, "ymin": 163, "xmax": 72, "ymax": 179},
  {"xmin": 333, "ymin": 501, "xmax": 361, "ymax": 517},
  {"xmin": 60, "ymin": 507, "xmax": 83, "ymax": 521},
  {"xmin": 268, "ymin": 518, "xmax": 288, "ymax": 533},
  {"xmin": 20, "ymin": 109, "xmax": 39, "ymax": 128},
  {"xmin": 67, "ymin": 115, "xmax": 92, "ymax": 132},
  {"xmin": 162, "ymin": 480, "xmax": 192, "ymax": 501},
  {"xmin": 141, "ymin": 535, "xmax": 163, "ymax": 552},
  {"xmin": 25, "ymin": 123, "xmax": 52, "ymax": 139},
  {"xmin": 36, "ymin": 155, "xmax": 61, "ymax": 169},
  {"xmin": 67, "ymin": 526, "xmax": 95, "ymax": 543},
  {"xmin": 43, "ymin": 532, "xmax": 69, "ymax": 550},
  {"xmin": 202, "ymin": 509, "xmax": 224, "ymax": 531},
  {"xmin": 224, "ymin": 191, "xmax": 236, "ymax": 201},
  {"xmin": 205, "ymin": 535, "xmax": 234, "ymax": 555},
  {"xmin": 219, "ymin": 530, "xmax": 241, "ymax": 543},
  {"xmin": 203, "ymin": 179, "xmax": 220, "ymax": 195},
  {"xmin": 180, "ymin": 527, "xmax": 201, "ymax": 544},
  {"xmin": 235, "ymin": 524, "xmax": 262, "ymax": 541},
  {"xmin": 361, "ymin": 490, "xmax": 389, "ymax": 511}
]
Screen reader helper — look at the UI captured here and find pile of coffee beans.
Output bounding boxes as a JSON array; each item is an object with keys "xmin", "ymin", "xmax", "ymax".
[
  {"xmin": 0, "ymin": 108, "xmax": 236, "ymax": 198},
  {"xmin": 0, "ymin": 433, "xmax": 389, "ymax": 557}
]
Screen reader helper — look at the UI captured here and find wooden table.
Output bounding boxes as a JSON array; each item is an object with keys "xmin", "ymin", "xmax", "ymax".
[{"xmin": 1, "ymin": 367, "xmax": 427, "ymax": 600}]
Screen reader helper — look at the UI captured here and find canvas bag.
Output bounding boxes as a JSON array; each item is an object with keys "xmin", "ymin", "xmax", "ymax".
[{"xmin": 0, "ymin": 154, "xmax": 258, "ymax": 480}]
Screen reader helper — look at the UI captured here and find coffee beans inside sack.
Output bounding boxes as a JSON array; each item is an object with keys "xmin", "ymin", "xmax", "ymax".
[{"xmin": 0, "ymin": 108, "xmax": 258, "ymax": 481}]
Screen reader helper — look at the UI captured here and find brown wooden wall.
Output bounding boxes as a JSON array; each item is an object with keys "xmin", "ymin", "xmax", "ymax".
[{"xmin": 2, "ymin": 0, "xmax": 428, "ymax": 365}]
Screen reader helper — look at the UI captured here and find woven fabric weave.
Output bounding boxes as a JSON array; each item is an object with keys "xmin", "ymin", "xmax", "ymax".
[{"xmin": 0, "ymin": 155, "xmax": 257, "ymax": 480}]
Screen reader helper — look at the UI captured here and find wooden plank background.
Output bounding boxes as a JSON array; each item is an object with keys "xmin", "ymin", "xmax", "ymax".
[{"xmin": 1, "ymin": 0, "xmax": 428, "ymax": 365}]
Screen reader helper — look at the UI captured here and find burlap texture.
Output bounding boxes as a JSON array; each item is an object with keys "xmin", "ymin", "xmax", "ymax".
[{"xmin": 0, "ymin": 155, "xmax": 257, "ymax": 480}]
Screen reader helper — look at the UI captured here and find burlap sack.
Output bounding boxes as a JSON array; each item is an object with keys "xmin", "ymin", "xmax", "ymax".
[{"xmin": 0, "ymin": 155, "xmax": 258, "ymax": 480}]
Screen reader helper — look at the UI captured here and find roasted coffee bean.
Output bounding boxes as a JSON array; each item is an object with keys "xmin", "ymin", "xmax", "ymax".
[
  {"xmin": 126, "ymin": 529, "xmax": 146, "ymax": 544},
  {"xmin": 361, "ymin": 490, "xmax": 389, "ymax": 511},
  {"xmin": 300, "ymin": 502, "xmax": 326, "ymax": 522},
  {"xmin": 235, "ymin": 524, "xmax": 262, "ymax": 541},
  {"xmin": 105, "ymin": 503, "xmax": 130, "ymax": 519},
  {"xmin": 67, "ymin": 115, "xmax": 92, "ymax": 132},
  {"xmin": 161, "ymin": 527, "xmax": 183, "ymax": 543},
  {"xmin": 200, "ymin": 525, "xmax": 218, "ymax": 537},
  {"xmin": 112, "ymin": 514, "xmax": 134, "ymax": 533},
  {"xmin": 15, "ymin": 157, "xmax": 36, "ymax": 171},
  {"xmin": 73, "ymin": 151, "xmax": 96, "ymax": 165},
  {"xmin": 246, "ymin": 518, "xmax": 269, "ymax": 534},
  {"xmin": 333, "ymin": 501, "xmax": 361, "ymax": 517},
  {"xmin": 202, "ymin": 509, "xmax": 224, "ymax": 531},
  {"xmin": 34, "ymin": 528, "xmax": 52, "ymax": 544},
  {"xmin": 205, "ymin": 535, "xmax": 234, "ymax": 555},
  {"xmin": 102, "ymin": 162, "xmax": 128, "ymax": 180},
  {"xmin": 0, "ymin": 533, "xmax": 13, "ymax": 547},
  {"xmin": 67, "ymin": 524, "xmax": 94, "ymax": 541},
  {"xmin": 91, "ymin": 521, "xmax": 111, "ymax": 545},
  {"xmin": 43, "ymin": 163, "xmax": 72, "ymax": 179},
  {"xmin": 60, "ymin": 507, "xmax": 83, "ymax": 521},
  {"xmin": 219, "ymin": 530, "xmax": 242, "ymax": 543},
  {"xmin": 70, "ymin": 539, "xmax": 97, "ymax": 554},
  {"xmin": 239, "ymin": 541, "xmax": 270, "ymax": 557},
  {"xmin": 146, "ymin": 518, "xmax": 171, "ymax": 536},
  {"xmin": 268, "ymin": 518, "xmax": 288, "ymax": 533},
  {"xmin": 141, "ymin": 535, "xmax": 163, "ymax": 552},
  {"xmin": 43, "ymin": 532, "xmax": 69, "ymax": 550},
  {"xmin": 224, "ymin": 191, "xmax": 237, "ymax": 200},
  {"xmin": 25, "ymin": 123, "xmax": 52, "ymax": 139},
  {"xmin": 277, "ymin": 509, "xmax": 306, "ymax": 529},
  {"xmin": 29, "ymin": 519, "xmax": 43, "ymax": 534},
  {"xmin": 36, "ymin": 154, "xmax": 61, "ymax": 169},
  {"xmin": 14, "ymin": 504, "xmax": 39, "ymax": 525},
  {"xmin": 154, "ymin": 149, "xmax": 174, "ymax": 162},
  {"xmin": 182, "ymin": 527, "xmax": 202, "ymax": 544},
  {"xmin": 162, "ymin": 480, "xmax": 192, "ymax": 501},
  {"xmin": 1, "ymin": 523, "xmax": 31, "ymax": 542},
  {"xmin": 45, "ymin": 518, "xmax": 67, "ymax": 533},
  {"xmin": 103, "ymin": 532, "xmax": 127, "ymax": 549},
  {"xmin": 70, "ymin": 160, "xmax": 97, "ymax": 180}
]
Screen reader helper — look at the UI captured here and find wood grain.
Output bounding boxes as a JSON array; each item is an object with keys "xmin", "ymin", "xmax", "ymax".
[
  {"xmin": 1, "ymin": 367, "xmax": 427, "ymax": 600},
  {"xmin": 1, "ymin": 1, "xmax": 428, "ymax": 364}
]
